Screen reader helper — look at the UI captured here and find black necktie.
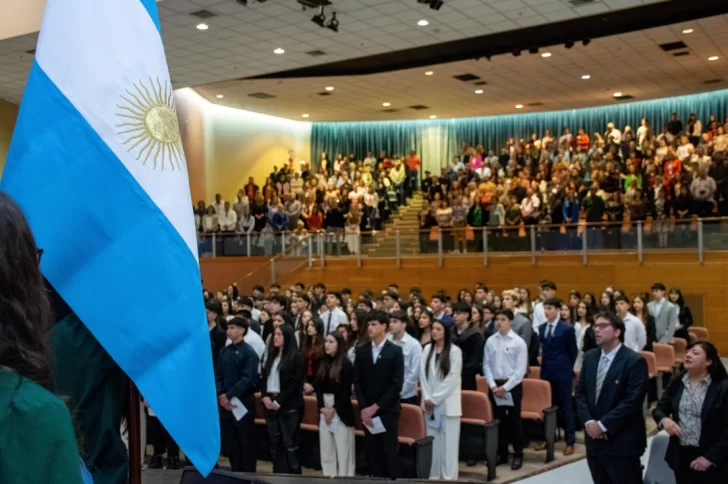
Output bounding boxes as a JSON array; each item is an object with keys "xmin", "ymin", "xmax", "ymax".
[{"xmin": 327, "ymin": 312, "xmax": 333, "ymax": 335}]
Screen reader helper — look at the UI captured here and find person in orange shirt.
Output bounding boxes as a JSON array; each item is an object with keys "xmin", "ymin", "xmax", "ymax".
[{"xmin": 406, "ymin": 150, "xmax": 421, "ymax": 198}]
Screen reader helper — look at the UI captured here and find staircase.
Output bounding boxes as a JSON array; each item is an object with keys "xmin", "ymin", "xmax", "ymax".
[{"xmin": 363, "ymin": 192, "xmax": 424, "ymax": 257}]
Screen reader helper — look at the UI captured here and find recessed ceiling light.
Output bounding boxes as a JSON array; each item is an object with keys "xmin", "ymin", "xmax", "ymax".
[
  {"xmin": 475, "ymin": 89, "xmax": 483, "ymax": 94},
  {"xmin": 425, "ymin": 71, "xmax": 434, "ymax": 76},
  {"xmin": 216, "ymin": 94, "xmax": 224, "ymax": 99},
  {"xmin": 581, "ymin": 74, "xmax": 591, "ymax": 80},
  {"xmin": 430, "ymin": 115, "xmax": 437, "ymax": 119},
  {"xmin": 613, "ymin": 92, "xmax": 623, "ymax": 97},
  {"xmin": 417, "ymin": 20, "xmax": 429, "ymax": 26},
  {"xmin": 515, "ymin": 104, "xmax": 523, "ymax": 109},
  {"xmin": 383, "ymin": 102, "xmax": 391, "ymax": 107},
  {"xmin": 541, "ymin": 52, "xmax": 552, "ymax": 58},
  {"xmin": 682, "ymin": 28, "xmax": 694, "ymax": 34},
  {"xmin": 273, "ymin": 48, "xmax": 285, "ymax": 55},
  {"xmin": 302, "ymin": 114, "xmax": 310, "ymax": 118},
  {"xmin": 325, "ymin": 86, "xmax": 335, "ymax": 91},
  {"xmin": 196, "ymin": 23, "xmax": 209, "ymax": 30},
  {"xmin": 709, "ymin": 56, "xmax": 719, "ymax": 61}
]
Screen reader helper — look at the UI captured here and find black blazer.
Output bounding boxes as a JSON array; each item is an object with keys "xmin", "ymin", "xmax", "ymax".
[
  {"xmin": 261, "ymin": 352, "xmax": 305, "ymax": 411},
  {"xmin": 210, "ymin": 325, "xmax": 227, "ymax": 368},
  {"xmin": 314, "ymin": 358, "xmax": 355, "ymax": 427},
  {"xmin": 452, "ymin": 325, "xmax": 484, "ymax": 391},
  {"xmin": 673, "ymin": 305, "xmax": 694, "ymax": 341},
  {"xmin": 353, "ymin": 340, "xmax": 404, "ymax": 416},
  {"xmin": 643, "ymin": 314, "xmax": 657, "ymax": 351},
  {"xmin": 653, "ymin": 377, "xmax": 728, "ymax": 470},
  {"xmin": 582, "ymin": 325, "xmax": 597, "ymax": 354},
  {"xmin": 575, "ymin": 345, "xmax": 649, "ymax": 457},
  {"xmin": 539, "ymin": 320, "xmax": 578, "ymax": 381}
]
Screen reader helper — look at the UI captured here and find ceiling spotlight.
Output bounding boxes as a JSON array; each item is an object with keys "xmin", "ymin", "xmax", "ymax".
[
  {"xmin": 417, "ymin": 20, "xmax": 429, "ymax": 26},
  {"xmin": 541, "ymin": 52, "xmax": 552, "ymax": 58},
  {"xmin": 515, "ymin": 104, "xmax": 523, "ymax": 109},
  {"xmin": 429, "ymin": 115, "xmax": 437, "ymax": 119},
  {"xmin": 425, "ymin": 71, "xmax": 434, "ymax": 76},
  {"xmin": 565, "ymin": 40, "xmax": 575, "ymax": 49},
  {"xmin": 682, "ymin": 28, "xmax": 694, "ymax": 34},
  {"xmin": 327, "ymin": 12, "xmax": 339, "ymax": 32},
  {"xmin": 216, "ymin": 94, "xmax": 224, "ymax": 99},
  {"xmin": 325, "ymin": 86, "xmax": 335, "ymax": 91},
  {"xmin": 302, "ymin": 114, "xmax": 310, "ymax": 118},
  {"xmin": 383, "ymin": 102, "xmax": 391, "ymax": 106},
  {"xmin": 709, "ymin": 56, "xmax": 719, "ymax": 61},
  {"xmin": 311, "ymin": 7, "xmax": 326, "ymax": 27},
  {"xmin": 273, "ymin": 48, "xmax": 285, "ymax": 55},
  {"xmin": 581, "ymin": 74, "xmax": 591, "ymax": 80},
  {"xmin": 475, "ymin": 89, "xmax": 483, "ymax": 94},
  {"xmin": 613, "ymin": 92, "xmax": 623, "ymax": 97},
  {"xmin": 196, "ymin": 23, "xmax": 209, "ymax": 30},
  {"xmin": 582, "ymin": 39, "xmax": 591, "ymax": 46}
]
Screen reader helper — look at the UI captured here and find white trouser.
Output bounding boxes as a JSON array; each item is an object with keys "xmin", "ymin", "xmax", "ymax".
[
  {"xmin": 428, "ymin": 416, "xmax": 461, "ymax": 480},
  {"xmin": 319, "ymin": 423, "xmax": 355, "ymax": 477}
]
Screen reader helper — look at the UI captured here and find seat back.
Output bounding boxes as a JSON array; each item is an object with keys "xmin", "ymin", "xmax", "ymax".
[
  {"xmin": 671, "ymin": 338, "xmax": 687, "ymax": 364},
  {"xmin": 529, "ymin": 366, "xmax": 541, "ymax": 379},
  {"xmin": 352, "ymin": 400, "xmax": 363, "ymax": 431},
  {"xmin": 476, "ymin": 376, "xmax": 489, "ymax": 395},
  {"xmin": 461, "ymin": 390, "xmax": 493, "ymax": 423},
  {"xmin": 254, "ymin": 392, "xmax": 265, "ymax": 420},
  {"xmin": 640, "ymin": 351, "xmax": 658, "ymax": 378},
  {"xmin": 301, "ymin": 395, "xmax": 319, "ymax": 427},
  {"xmin": 689, "ymin": 327, "xmax": 709, "ymax": 342},
  {"xmin": 399, "ymin": 403, "xmax": 427, "ymax": 442},
  {"xmin": 653, "ymin": 343, "xmax": 675, "ymax": 371},
  {"xmin": 521, "ymin": 379, "xmax": 551, "ymax": 420}
]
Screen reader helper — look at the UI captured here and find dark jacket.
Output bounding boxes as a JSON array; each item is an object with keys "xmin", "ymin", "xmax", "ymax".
[
  {"xmin": 673, "ymin": 305, "xmax": 694, "ymax": 341},
  {"xmin": 539, "ymin": 320, "xmax": 578, "ymax": 382},
  {"xmin": 582, "ymin": 324, "xmax": 597, "ymax": 354},
  {"xmin": 653, "ymin": 377, "xmax": 728, "ymax": 471},
  {"xmin": 643, "ymin": 314, "xmax": 658, "ymax": 352},
  {"xmin": 452, "ymin": 325, "xmax": 485, "ymax": 391},
  {"xmin": 215, "ymin": 341, "xmax": 260, "ymax": 406},
  {"xmin": 261, "ymin": 352, "xmax": 305, "ymax": 410},
  {"xmin": 353, "ymin": 340, "xmax": 404, "ymax": 416},
  {"xmin": 314, "ymin": 358, "xmax": 355, "ymax": 427},
  {"xmin": 210, "ymin": 325, "xmax": 227, "ymax": 368},
  {"xmin": 575, "ymin": 346, "xmax": 649, "ymax": 457}
]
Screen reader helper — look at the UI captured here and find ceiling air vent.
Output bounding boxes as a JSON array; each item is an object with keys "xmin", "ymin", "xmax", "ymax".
[
  {"xmin": 659, "ymin": 41, "xmax": 687, "ymax": 52},
  {"xmin": 382, "ymin": 109, "xmax": 399, "ymax": 113},
  {"xmin": 409, "ymin": 105, "xmax": 430, "ymax": 110},
  {"xmin": 453, "ymin": 73, "xmax": 480, "ymax": 82},
  {"xmin": 614, "ymin": 94, "xmax": 634, "ymax": 101},
  {"xmin": 673, "ymin": 51, "xmax": 690, "ymax": 57},
  {"xmin": 248, "ymin": 92, "xmax": 276, "ymax": 99},
  {"xmin": 527, "ymin": 102, "xmax": 544, "ymax": 107},
  {"xmin": 569, "ymin": 0, "xmax": 597, "ymax": 6},
  {"xmin": 474, "ymin": 81, "xmax": 487, "ymax": 86},
  {"xmin": 190, "ymin": 10, "xmax": 218, "ymax": 19},
  {"xmin": 318, "ymin": 92, "xmax": 332, "ymax": 96},
  {"xmin": 306, "ymin": 50, "xmax": 328, "ymax": 57},
  {"xmin": 704, "ymin": 79, "xmax": 724, "ymax": 85}
]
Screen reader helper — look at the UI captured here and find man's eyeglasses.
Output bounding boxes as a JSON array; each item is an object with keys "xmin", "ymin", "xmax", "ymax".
[
  {"xmin": 37, "ymin": 248, "xmax": 44, "ymax": 264},
  {"xmin": 594, "ymin": 323, "xmax": 613, "ymax": 330}
]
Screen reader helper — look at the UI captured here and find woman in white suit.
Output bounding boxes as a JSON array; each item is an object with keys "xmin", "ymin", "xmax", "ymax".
[{"xmin": 420, "ymin": 320, "xmax": 463, "ymax": 480}]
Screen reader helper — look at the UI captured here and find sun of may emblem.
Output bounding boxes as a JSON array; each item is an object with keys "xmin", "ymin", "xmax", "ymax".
[{"xmin": 116, "ymin": 77, "xmax": 185, "ymax": 171}]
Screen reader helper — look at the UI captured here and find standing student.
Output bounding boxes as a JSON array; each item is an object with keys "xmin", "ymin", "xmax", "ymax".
[
  {"xmin": 631, "ymin": 293, "xmax": 657, "ymax": 351},
  {"xmin": 320, "ymin": 291, "xmax": 349, "ymax": 335},
  {"xmin": 451, "ymin": 302, "xmax": 485, "ymax": 391},
  {"xmin": 648, "ymin": 283, "xmax": 679, "ymax": 343},
  {"xmin": 482, "ymin": 309, "xmax": 528, "ymax": 470},
  {"xmin": 538, "ymin": 298, "xmax": 578, "ymax": 455},
  {"xmin": 531, "ymin": 280, "xmax": 557, "ymax": 332},
  {"xmin": 387, "ymin": 310, "xmax": 422, "ymax": 405},
  {"xmin": 614, "ymin": 295, "xmax": 646, "ymax": 353},
  {"xmin": 669, "ymin": 287, "xmax": 694, "ymax": 342},
  {"xmin": 314, "ymin": 331, "xmax": 356, "ymax": 477},
  {"xmin": 501, "ymin": 290, "xmax": 533, "ymax": 350},
  {"xmin": 575, "ymin": 311, "xmax": 649, "ymax": 484},
  {"xmin": 430, "ymin": 292, "xmax": 454, "ymax": 328},
  {"xmin": 353, "ymin": 310, "xmax": 404, "ymax": 479},
  {"xmin": 301, "ymin": 318, "xmax": 325, "ymax": 395},
  {"xmin": 420, "ymin": 320, "xmax": 463, "ymax": 480},
  {"xmin": 216, "ymin": 318, "xmax": 260, "ymax": 472},
  {"xmin": 261, "ymin": 325, "xmax": 305, "ymax": 474},
  {"xmin": 653, "ymin": 341, "xmax": 728, "ymax": 484}
]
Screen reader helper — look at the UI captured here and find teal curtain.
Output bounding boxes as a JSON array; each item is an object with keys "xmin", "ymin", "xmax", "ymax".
[{"xmin": 311, "ymin": 89, "xmax": 728, "ymax": 171}]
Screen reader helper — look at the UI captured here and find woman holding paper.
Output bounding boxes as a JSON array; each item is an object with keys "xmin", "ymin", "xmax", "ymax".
[
  {"xmin": 420, "ymin": 320, "xmax": 463, "ymax": 480},
  {"xmin": 313, "ymin": 331, "xmax": 355, "ymax": 476}
]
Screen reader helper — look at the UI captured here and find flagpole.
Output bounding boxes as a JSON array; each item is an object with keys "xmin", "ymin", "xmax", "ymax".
[{"xmin": 128, "ymin": 381, "xmax": 142, "ymax": 484}]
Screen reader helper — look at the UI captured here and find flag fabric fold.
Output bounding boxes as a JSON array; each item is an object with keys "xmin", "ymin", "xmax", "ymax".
[{"xmin": 1, "ymin": 0, "xmax": 219, "ymax": 474}]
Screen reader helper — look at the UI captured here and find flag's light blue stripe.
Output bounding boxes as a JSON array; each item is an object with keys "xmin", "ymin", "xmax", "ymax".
[
  {"xmin": 1, "ymin": 61, "xmax": 218, "ymax": 474},
  {"xmin": 139, "ymin": 0, "xmax": 161, "ymax": 34}
]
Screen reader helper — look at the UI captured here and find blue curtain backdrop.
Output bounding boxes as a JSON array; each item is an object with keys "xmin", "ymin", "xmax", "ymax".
[{"xmin": 310, "ymin": 89, "xmax": 728, "ymax": 172}]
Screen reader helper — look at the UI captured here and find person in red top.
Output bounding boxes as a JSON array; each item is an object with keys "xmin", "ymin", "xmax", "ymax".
[
  {"xmin": 575, "ymin": 128, "xmax": 590, "ymax": 152},
  {"xmin": 306, "ymin": 205, "xmax": 324, "ymax": 231},
  {"xmin": 663, "ymin": 153, "xmax": 683, "ymax": 189},
  {"xmin": 406, "ymin": 150, "xmax": 421, "ymax": 197},
  {"xmin": 245, "ymin": 177, "xmax": 259, "ymax": 200}
]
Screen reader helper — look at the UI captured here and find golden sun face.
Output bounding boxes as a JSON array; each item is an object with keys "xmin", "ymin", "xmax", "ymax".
[{"xmin": 115, "ymin": 77, "xmax": 185, "ymax": 171}]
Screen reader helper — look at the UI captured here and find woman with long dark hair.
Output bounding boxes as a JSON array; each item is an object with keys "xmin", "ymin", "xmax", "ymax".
[
  {"xmin": 598, "ymin": 291, "xmax": 615, "ymax": 313},
  {"xmin": 574, "ymin": 301, "xmax": 596, "ymax": 371},
  {"xmin": 337, "ymin": 324, "xmax": 356, "ymax": 363},
  {"xmin": 0, "ymin": 193, "xmax": 84, "ymax": 483},
  {"xmin": 301, "ymin": 318, "xmax": 325, "ymax": 395},
  {"xmin": 669, "ymin": 287, "xmax": 694, "ymax": 341},
  {"xmin": 418, "ymin": 310, "xmax": 434, "ymax": 347},
  {"xmin": 631, "ymin": 293, "xmax": 657, "ymax": 351},
  {"xmin": 420, "ymin": 320, "xmax": 463, "ymax": 480},
  {"xmin": 261, "ymin": 324, "xmax": 305, "ymax": 474},
  {"xmin": 313, "ymin": 331, "xmax": 355, "ymax": 476},
  {"xmin": 653, "ymin": 341, "xmax": 728, "ymax": 484}
]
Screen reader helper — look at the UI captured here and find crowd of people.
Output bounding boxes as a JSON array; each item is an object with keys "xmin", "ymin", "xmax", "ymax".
[{"xmin": 175, "ymin": 278, "xmax": 728, "ymax": 483}]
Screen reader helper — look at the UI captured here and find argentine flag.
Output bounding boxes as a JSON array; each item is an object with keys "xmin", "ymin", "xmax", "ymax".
[{"xmin": 1, "ymin": 0, "xmax": 219, "ymax": 474}]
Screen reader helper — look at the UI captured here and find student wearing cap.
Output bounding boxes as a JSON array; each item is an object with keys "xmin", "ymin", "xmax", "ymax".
[
  {"xmin": 229, "ymin": 310, "xmax": 266, "ymax": 360},
  {"xmin": 648, "ymin": 283, "xmax": 679, "ymax": 343},
  {"xmin": 216, "ymin": 317, "xmax": 260, "ymax": 472},
  {"xmin": 387, "ymin": 310, "xmax": 422, "ymax": 405},
  {"xmin": 451, "ymin": 302, "xmax": 485, "ymax": 391},
  {"xmin": 320, "ymin": 291, "xmax": 349, "ymax": 335}
]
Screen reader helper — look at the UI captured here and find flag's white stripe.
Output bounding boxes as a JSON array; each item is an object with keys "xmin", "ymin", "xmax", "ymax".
[{"xmin": 35, "ymin": 0, "xmax": 197, "ymax": 262}]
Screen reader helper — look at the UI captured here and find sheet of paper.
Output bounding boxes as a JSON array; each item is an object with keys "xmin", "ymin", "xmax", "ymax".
[
  {"xmin": 365, "ymin": 416, "xmax": 387, "ymax": 435},
  {"xmin": 426, "ymin": 405, "xmax": 443, "ymax": 430},
  {"xmin": 230, "ymin": 397, "xmax": 248, "ymax": 421},
  {"xmin": 494, "ymin": 391, "xmax": 514, "ymax": 407},
  {"xmin": 320, "ymin": 413, "xmax": 339, "ymax": 433}
]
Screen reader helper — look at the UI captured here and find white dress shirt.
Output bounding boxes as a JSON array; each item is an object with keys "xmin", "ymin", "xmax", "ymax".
[
  {"xmin": 218, "ymin": 209, "xmax": 238, "ymax": 231},
  {"xmin": 319, "ymin": 307, "xmax": 349, "ymax": 335},
  {"xmin": 482, "ymin": 329, "xmax": 528, "ymax": 392},
  {"xmin": 622, "ymin": 312, "xmax": 646, "ymax": 353},
  {"xmin": 371, "ymin": 338, "xmax": 386, "ymax": 364},
  {"xmin": 267, "ymin": 356, "xmax": 281, "ymax": 393},
  {"xmin": 587, "ymin": 344, "xmax": 622, "ymax": 432},
  {"xmin": 388, "ymin": 332, "xmax": 422, "ymax": 399},
  {"xmin": 532, "ymin": 301, "xmax": 546, "ymax": 332}
]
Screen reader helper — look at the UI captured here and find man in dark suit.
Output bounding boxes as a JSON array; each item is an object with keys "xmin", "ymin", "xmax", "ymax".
[
  {"xmin": 354, "ymin": 310, "xmax": 405, "ymax": 479},
  {"xmin": 539, "ymin": 298, "xmax": 578, "ymax": 455},
  {"xmin": 576, "ymin": 311, "xmax": 649, "ymax": 484},
  {"xmin": 206, "ymin": 301, "xmax": 227, "ymax": 368}
]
